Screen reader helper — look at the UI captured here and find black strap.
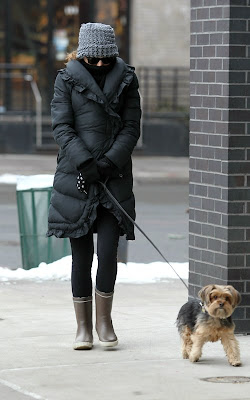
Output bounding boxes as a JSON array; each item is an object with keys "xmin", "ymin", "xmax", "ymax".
[{"xmin": 99, "ymin": 181, "xmax": 189, "ymax": 290}]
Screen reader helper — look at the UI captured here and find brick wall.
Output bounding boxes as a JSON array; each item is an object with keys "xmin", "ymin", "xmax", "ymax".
[
  {"xmin": 130, "ymin": 0, "xmax": 190, "ymax": 68},
  {"xmin": 189, "ymin": 0, "xmax": 250, "ymax": 333}
]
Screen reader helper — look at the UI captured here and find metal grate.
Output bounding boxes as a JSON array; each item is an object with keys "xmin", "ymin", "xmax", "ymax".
[
  {"xmin": 137, "ymin": 66, "xmax": 190, "ymax": 118},
  {"xmin": 201, "ymin": 376, "xmax": 250, "ymax": 384}
]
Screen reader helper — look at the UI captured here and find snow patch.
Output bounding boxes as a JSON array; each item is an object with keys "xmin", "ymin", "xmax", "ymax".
[
  {"xmin": 0, "ymin": 255, "xmax": 188, "ymax": 284},
  {"xmin": 16, "ymin": 175, "xmax": 54, "ymax": 190},
  {"xmin": 0, "ymin": 174, "xmax": 54, "ymax": 190},
  {"xmin": 0, "ymin": 174, "xmax": 23, "ymax": 185}
]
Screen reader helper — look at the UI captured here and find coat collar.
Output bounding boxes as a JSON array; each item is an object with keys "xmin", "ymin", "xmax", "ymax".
[
  {"xmin": 64, "ymin": 58, "xmax": 135, "ymax": 116},
  {"xmin": 102, "ymin": 58, "xmax": 132, "ymax": 102}
]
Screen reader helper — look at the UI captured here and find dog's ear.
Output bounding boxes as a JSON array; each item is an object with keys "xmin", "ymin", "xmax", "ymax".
[
  {"xmin": 198, "ymin": 285, "xmax": 215, "ymax": 304},
  {"xmin": 226, "ymin": 285, "xmax": 241, "ymax": 307}
]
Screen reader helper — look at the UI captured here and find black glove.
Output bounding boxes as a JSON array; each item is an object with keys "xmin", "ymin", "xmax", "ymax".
[
  {"xmin": 77, "ymin": 159, "xmax": 100, "ymax": 183},
  {"xmin": 76, "ymin": 159, "xmax": 100, "ymax": 193},
  {"xmin": 96, "ymin": 157, "xmax": 117, "ymax": 178},
  {"xmin": 76, "ymin": 172, "xmax": 88, "ymax": 194}
]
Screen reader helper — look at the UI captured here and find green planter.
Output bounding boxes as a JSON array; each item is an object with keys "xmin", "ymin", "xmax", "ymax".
[{"xmin": 16, "ymin": 183, "xmax": 70, "ymax": 270}]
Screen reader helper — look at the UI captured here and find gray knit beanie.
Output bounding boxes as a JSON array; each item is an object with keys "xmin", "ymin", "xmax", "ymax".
[{"xmin": 76, "ymin": 23, "xmax": 119, "ymax": 59}]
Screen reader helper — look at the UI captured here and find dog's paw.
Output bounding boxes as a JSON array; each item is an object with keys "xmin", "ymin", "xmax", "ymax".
[
  {"xmin": 230, "ymin": 360, "xmax": 241, "ymax": 367},
  {"xmin": 189, "ymin": 354, "xmax": 200, "ymax": 363}
]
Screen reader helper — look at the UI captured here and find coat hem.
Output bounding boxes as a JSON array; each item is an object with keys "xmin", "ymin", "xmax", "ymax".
[{"xmin": 47, "ymin": 199, "xmax": 135, "ymax": 240}]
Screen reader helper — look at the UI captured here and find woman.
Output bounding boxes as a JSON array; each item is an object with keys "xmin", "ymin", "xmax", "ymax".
[{"xmin": 47, "ymin": 23, "xmax": 141, "ymax": 350}]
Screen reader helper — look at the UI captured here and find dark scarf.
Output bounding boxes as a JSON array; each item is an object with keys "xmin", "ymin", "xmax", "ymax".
[{"xmin": 79, "ymin": 58, "xmax": 116, "ymax": 89}]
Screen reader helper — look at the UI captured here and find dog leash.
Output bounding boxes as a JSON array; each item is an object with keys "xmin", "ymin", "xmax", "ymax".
[{"xmin": 99, "ymin": 180, "xmax": 189, "ymax": 290}]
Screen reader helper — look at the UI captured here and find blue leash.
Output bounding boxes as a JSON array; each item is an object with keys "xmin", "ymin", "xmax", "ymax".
[{"xmin": 99, "ymin": 181, "xmax": 189, "ymax": 290}]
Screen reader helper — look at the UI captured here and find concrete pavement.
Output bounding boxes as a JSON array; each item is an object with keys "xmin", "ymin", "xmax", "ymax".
[
  {"xmin": 0, "ymin": 280, "xmax": 250, "ymax": 400},
  {"xmin": 1, "ymin": 154, "xmax": 250, "ymax": 399}
]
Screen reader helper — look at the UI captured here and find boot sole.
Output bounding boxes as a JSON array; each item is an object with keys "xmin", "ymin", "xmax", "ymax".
[
  {"xmin": 99, "ymin": 340, "xmax": 118, "ymax": 348},
  {"xmin": 73, "ymin": 342, "xmax": 93, "ymax": 350}
]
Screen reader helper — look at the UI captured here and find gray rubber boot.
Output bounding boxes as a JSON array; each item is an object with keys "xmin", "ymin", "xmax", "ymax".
[
  {"xmin": 73, "ymin": 296, "xmax": 93, "ymax": 350},
  {"xmin": 95, "ymin": 288, "xmax": 118, "ymax": 347}
]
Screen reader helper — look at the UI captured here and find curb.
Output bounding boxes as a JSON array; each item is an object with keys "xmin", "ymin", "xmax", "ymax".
[{"xmin": 133, "ymin": 174, "xmax": 189, "ymax": 185}]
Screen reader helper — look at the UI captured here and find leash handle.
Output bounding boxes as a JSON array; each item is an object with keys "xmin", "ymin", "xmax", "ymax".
[{"xmin": 99, "ymin": 181, "xmax": 189, "ymax": 290}]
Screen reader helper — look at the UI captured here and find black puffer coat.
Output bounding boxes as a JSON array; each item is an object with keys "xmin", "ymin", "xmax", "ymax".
[{"xmin": 47, "ymin": 56, "xmax": 141, "ymax": 240}]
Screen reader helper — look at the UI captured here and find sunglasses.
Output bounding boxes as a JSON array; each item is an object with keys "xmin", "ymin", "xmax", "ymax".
[{"xmin": 86, "ymin": 57, "xmax": 115, "ymax": 65}]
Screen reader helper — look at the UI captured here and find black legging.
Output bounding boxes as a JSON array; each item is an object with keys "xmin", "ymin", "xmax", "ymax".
[{"xmin": 70, "ymin": 205, "xmax": 120, "ymax": 297}]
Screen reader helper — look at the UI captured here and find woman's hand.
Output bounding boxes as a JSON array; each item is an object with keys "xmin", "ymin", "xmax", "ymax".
[
  {"xmin": 96, "ymin": 157, "xmax": 117, "ymax": 178},
  {"xmin": 76, "ymin": 159, "xmax": 100, "ymax": 193}
]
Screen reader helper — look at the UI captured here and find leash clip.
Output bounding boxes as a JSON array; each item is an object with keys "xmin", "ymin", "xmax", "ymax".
[{"xmin": 200, "ymin": 302, "xmax": 206, "ymax": 313}]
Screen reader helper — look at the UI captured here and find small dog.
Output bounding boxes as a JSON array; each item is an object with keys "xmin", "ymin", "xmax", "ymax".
[{"xmin": 176, "ymin": 284, "xmax": 241, "ymax": 366}]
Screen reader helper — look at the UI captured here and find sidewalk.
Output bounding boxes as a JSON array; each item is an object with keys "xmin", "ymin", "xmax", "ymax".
[
  {"xmin": 0, "ymin": 280, "xmax": 249, "ymax": 400},
  {"xmin": 0, "ymin": 154, "xmax": 189, "ymax": 184},
  {"xmin": 1, "ymin": 154, "xmax": 249, "ymax": 399}
]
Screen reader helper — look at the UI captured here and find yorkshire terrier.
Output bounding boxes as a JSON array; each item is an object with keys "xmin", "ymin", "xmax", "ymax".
[{"xmin": 176, "ymin": 285, "xmax": 241, "ymax": 366}]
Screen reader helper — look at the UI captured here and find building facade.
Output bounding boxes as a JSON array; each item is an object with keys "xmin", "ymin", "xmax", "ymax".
[
  {"xmin": 130, "ymin": 0, "xmax": 190, "ymax": 68},
  {"xmin": 0, "ymin": 0, "xmax": 190, "ymax": 154},
  {"xmin": 1, "ymin": 0, "xmax": 130, "ymax": 113}
]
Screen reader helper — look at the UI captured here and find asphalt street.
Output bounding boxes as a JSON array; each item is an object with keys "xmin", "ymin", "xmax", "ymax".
[
  {"xmin": 130, "ymin": 182, "xmax": 189, "ymax": 263},
  {"xmin": 0, "ymin": 182, "xmax": 189, "ymax": 269}
]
